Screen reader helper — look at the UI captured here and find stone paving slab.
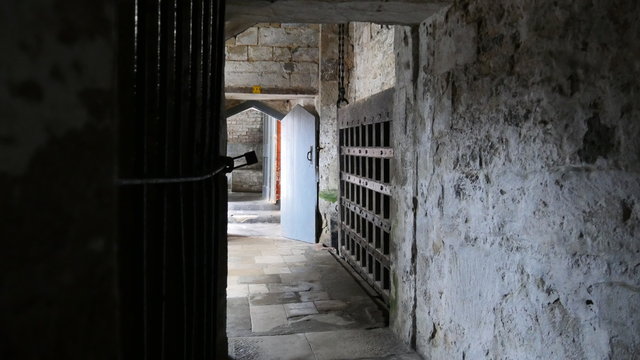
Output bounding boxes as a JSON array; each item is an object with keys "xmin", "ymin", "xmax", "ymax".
[
  {"xmin": 283, "ymin": 254, "xmax": 307, "ymax": 263},
  {"xmin": 284, "ymin": 302, "xmax": 318, "ymax": 318},
  {"xmin": 280, "ymin": 271, "xmax": 323, "ymax": 283},
  {"xmin": 226, "ymin": 297, "xmax": 251, "ymax": 336},
  {"xmin": 248, "ymin": 284, "xmax": 269, "ymax": 294},
  {"xmin": 228, "ymin": 235, "xmax": 386, "ymax": 332},
  {"xmin": 237, "ymin": 274, "xmax": 281, "ymax": 284},
  {"xmin": 249, "ymin": 304, "xmax": 287, "ymax": 333},
  {"xmin": 229, "ymin": 334, "xmax": 314, "ymax": 360},
  {"xmin": 249, "ymin": 291, "xmax": 301, "ymax": 306},
  {"xmin": 314, "ymin": 299, "xmax": 348, "ymax": 312},
  {"xmin": 225, "ymin": 198, "xmax": 421, "ymax": 358},
  {"xmin": 227, "ymin": 284, "xmax": 249, "ymax": 298},
  {"xmin": 228, "ymin": 223, "xmax": 282, "ymax": 237},
  {"xmin": 268, "ymin": 281, "xmax": 323, "ymax": 293},
  {"xmin": 263, "ymin": 265, "xmax": 291, "ymax": 274},
  {"xmin": 299, "ymin": 291, "xmax": 330, "ymax": 302},
  {"xmin": 228, "ymin": 329, "xmax": 421, "ymax": 360},
  {"xmin": 228, "ymin": 268, "xmax": 265, "ymax": 277},
  {"xmin": 305, "ymin": 328, "xmax": 414, "ymax": 360},
  {"xmin": 254, "ymin": 255, "xmax": 284, "ymax": 264}
]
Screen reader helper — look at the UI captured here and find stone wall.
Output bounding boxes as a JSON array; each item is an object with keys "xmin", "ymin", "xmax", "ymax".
[
  {"xmin": 227, "ymin": 108, "xmax": 264, "ymax": 144},
  {"xmin": 227, "ymin": 108, "xmax": 264, "ymax": 192},
  {"xmin": 392, "ymin": 1, "xmax": 640, "ymax": 359},
  {"xmin": 225, "ymin": 23, "xmax": 319, "ymax": 95},
  {"xmin": 0, "ymin": 0, "xmax": 119, "ymax": 358},
  {"xmin": 348, "ymin": 23, "xmax": 395, "ymax": 103},
  {"xmin": 317, "ymin": 24, "xmax": 340, "ymax": 246}
]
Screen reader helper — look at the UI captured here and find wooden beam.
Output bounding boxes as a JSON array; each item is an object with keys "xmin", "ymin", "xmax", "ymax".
[{"xmin": 226, "ymin": 0, "xmax": 451, "ymax": 26}]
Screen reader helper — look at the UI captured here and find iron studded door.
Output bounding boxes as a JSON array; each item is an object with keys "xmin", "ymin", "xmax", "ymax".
[
  {"xmin": 281, "ymin": 105, "xmax": 318, "ymax": 243},
  {"xmin": 338, "ymin": 88, "xmax": 394, "ymax": 303}
]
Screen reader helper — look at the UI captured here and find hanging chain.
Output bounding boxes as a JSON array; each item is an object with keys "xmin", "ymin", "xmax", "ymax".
[{"xmin": 337, "ymin": 23, "xmax": 349, "ymax": 108}]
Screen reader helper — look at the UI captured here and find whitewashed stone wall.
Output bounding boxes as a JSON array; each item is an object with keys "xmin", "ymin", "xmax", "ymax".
[
  {"xmin": 317, "ymin": 24, "xmax": 340, "ymax": 246},
  {"xmin": 347, "ymin": 23, "xmax": 395, "ymax": 103},
  {"xmin": 391, "ymin": 1, "xmax": 640, "ymax": 359}
]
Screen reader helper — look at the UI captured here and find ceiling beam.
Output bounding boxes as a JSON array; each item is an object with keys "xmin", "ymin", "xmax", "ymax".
[
  {"xmin": 225, "ymin": 92, "xmax": 316, "ymax": 101},
  {"xmin": 226, "ymin": 1, "xmax": 451, "ymax": 31}
]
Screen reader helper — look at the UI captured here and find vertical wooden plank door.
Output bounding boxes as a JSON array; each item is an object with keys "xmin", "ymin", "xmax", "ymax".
[
  {"xmin": 117, "ymin": 0, "xmax": 227, "ymax": 358},
  {"xmin": 281, "ymin": 105, "xmax": 318, "ymax": 243}
]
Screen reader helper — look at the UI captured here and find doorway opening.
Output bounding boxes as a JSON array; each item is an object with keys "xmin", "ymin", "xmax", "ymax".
[{"xmin": 226, "ymin": 103, "xmax": 283, "ymax": 239}]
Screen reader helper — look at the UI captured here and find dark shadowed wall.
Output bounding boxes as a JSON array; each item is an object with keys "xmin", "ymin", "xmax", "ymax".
[{"xmin": 0, "ymin": 1, "xmax": 119, "ymax": 359}]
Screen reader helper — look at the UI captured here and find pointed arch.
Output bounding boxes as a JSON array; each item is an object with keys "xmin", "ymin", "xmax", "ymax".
[{"xmin": 225, "ymin": 101, "xmax": 285, "ymax": 120}]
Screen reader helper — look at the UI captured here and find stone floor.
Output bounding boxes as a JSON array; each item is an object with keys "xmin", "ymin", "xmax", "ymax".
[
  {"xmin": 226, "ymin": 195, "xmax": 421, "ymax": 359},
  {"xmin": 228, "ymin": 192, "xmax": 281, "ymax": 224}
]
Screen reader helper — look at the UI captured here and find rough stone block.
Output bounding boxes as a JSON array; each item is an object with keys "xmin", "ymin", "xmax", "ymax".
[
  {"xmin": 225, "ymin": 60, "xmax": 283, "ymax": 74},
  {"xmin": 236, "ymin": 27, "xmax": 258, "ymax": 45},
  {"xmin": 292, "ymin": 47, "xmax": 319, "ymax": 62},
  {"xmin": 231, "ymin": 169, "xmax": 263, "ymax": 193},
  {"xmin": 226, "ymin": 45, "xmax": 247, "ymax": 61},
  {"xmin": 259, "ymin": 26, "xmax": 318, "ymax": 47},
  {"xmin": 248, "ymin": 46, "xmax": 273, "ymax": 61},
  {"xmin": 290, "ymin": 72, "xmax": 318, "ymax": 91},
  {"xmin": 225, "ymin": 72, "xmax": 292, "ymax": 90},
  {"xmin": 273, "ymin": 47, "xmax": 292, "ymax": 61}
]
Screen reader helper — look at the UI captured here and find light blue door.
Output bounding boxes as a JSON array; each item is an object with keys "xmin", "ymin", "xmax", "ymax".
[{"xmin": 281, "ymin": 105, "xmax": 317, "ymax": 243}]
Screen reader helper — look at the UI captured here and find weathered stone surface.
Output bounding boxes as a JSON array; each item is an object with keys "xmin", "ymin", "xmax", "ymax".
[
  {"xmin": 259, "ymin": 26, "xmax": 319, "ymax": 47},
  {"xmin": 248, "ymin": 46, "xmax": 273, "ymax": 61},
  {"xmin": 227, "ymin": 108, "xmax": 264, "ymax": 144},
  {"xmin": 348, "ymin": 23, "xmax": 396, "ymax": 102},
  {"xmin": 226, "ymin": 24, "xmax": 319, "ymax": 94},
  {"xmin": 227, "ymin": 108, "xmax": 264, "ymax": 192},
  {"xmin": 273, "ymin": 47, "xmax": 293, "ymax": 61},
  {"xmin": 226, "ymin": 45, "xmax": 248, "ymax": 61},
  {"xmin": 232, "ymin": 169, "xmax": 263, "ymax": 193},
  {"xmin": 236, "ymin": 26, "xmax": 258, "ymax": 45},
  {"xmin": 391, "ymin": 1, "xmax": 640, "ymax": 359},
  {"xmin": 305, "ymin": 328, "xmax": 414, "ymax": 360},
  {"xmin": 229, "ymin": 334, "xmax": 314, "ymax": 360},
  {"xmin": 292, "ymin": 47, "xmax": 319, "ymax": 62},
  {"xmin": 317, "ymin": 24, "xmax": 340, "ymax": 246}
]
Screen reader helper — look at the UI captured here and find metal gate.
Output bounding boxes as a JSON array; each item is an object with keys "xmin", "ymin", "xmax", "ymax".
[{"xmin": 338, "ymin": 88, "xmax": 394, "ymax": 303}]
